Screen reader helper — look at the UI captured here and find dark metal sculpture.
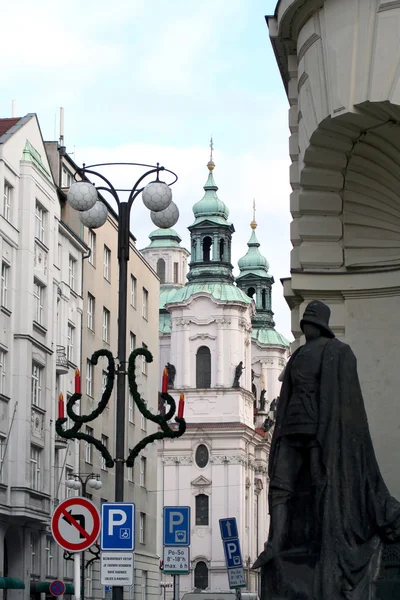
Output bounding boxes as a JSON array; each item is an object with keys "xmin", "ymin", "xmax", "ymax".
[
  {"xmin": 233, "ymin": 361, "xmax": 244, "ymax": 388},
  {"xmin": 259, "ymin": 389, "xmax": 266, "ymax": 412},
  {"xmin": 166, "ymin": 362, "xmax": 176, "ymax": 389}
]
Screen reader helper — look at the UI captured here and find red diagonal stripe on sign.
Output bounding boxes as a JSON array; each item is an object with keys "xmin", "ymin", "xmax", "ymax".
[{"xmin": 61, "ymin": 508, "xmax": 90, "ymax": 540}]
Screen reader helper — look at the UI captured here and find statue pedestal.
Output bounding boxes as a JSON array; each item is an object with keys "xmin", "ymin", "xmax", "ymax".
[
  {"xmin": 261, "ymin": 548, "xmax": 317, "ymax": 600},
  {"xmin": 254, "ymin": 410, "xmax": 267, "ymax": 429}
]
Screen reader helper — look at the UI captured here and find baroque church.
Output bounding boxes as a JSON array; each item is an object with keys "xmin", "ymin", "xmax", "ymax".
[{"xmin": 141, "ymin": 153, "xmax": 289, "ymax": 594}]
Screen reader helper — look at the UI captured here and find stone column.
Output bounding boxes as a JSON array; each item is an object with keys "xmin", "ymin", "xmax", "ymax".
[
  {"xmin": 182, "ymin": 321, "xmax": 190, "ymax": 388},
  {"xmin": 216, "ymin": 320, "xmax": 224, "ymax": 387},
  {"xmin": 212, "ymin": 234, "xmax": 218, "ymax": 260}
]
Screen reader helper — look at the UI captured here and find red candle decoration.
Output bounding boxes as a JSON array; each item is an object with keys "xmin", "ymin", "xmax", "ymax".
[
  {"xmin": 58, "ymin": 392, "xmax": 65, "ymax": 419},
  {"xmin": 75, "ymin": 368, "xmax": 81, "ymax": 394},
  {"xmin": 177, "ymin": 393, "xmax": 185, "ymax": 419},
  {"xmin": 162, "ymin": 367, "xmax": 169, "ymax": 394}
]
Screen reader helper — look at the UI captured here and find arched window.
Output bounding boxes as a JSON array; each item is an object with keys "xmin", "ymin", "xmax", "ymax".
[
  {"xmin": 203, "ymin": 237, "xmax": 212, "ymax": 261},
  {"xmin": 194, "ymin": 561, "xmax": 209, "ymax": 590},
  {"xmin": 196, "ymin": 494, "xmax": 209, "ymax": 525},
  {"xmin": 219, "ymin": 239, "xmax": 225, "ymax": 261},
  {"xmin": 195, "ymin": 444, "xmax": 209, "ymax": 468},
  {"xmin": 247, "ymin": 286, "xmax": 256, "ymax": 299},
  {"xmin": 262, "ymin": 289, "xmax": 267, "ymax": 309},
  {"xmin": 157, "ymin": 258, "xmax": 166, "ymax": 284},
  {"xmin": 196, "ymin": 346, "xmax": 211, "ymax": 388}
]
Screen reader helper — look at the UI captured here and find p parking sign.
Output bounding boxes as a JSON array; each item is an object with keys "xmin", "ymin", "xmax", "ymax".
[{"xmin": 163, "ymin": 506, "xmax": 190, "ymax": 546}]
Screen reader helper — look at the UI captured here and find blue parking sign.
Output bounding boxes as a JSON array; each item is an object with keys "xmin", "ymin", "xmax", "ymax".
[
  {"xmin": 223, "ymin": 538, "xmax": 243, "ymax": 569},
  {"xmin": 101, "ymin": 502, "xmax": 135, "ymax": 551},
  {"xmin": 219, "ymin": 518, "xmax": 238, "ymax": 540},
  {"xmin": 163, "ymin": 507, "xmax": 190, "ymax": 546}
]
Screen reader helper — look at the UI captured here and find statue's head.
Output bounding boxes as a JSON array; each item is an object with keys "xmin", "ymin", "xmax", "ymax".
[{"xmin": 300, "ymin": 300, "xmax": 335, "ymax": 339}]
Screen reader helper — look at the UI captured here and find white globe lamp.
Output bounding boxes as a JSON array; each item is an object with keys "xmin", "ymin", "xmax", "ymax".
[
  {"xmin": 150, "ymin": 201, "xmax": 179, "ymax": 228},
  {"xmin": 67, "ymin": 182, "xmax": 98, "ymax": 211},
  {"xmin": 142, "ymin": 182, "xmax": 172, "ymax": 212},
  {"xmin": 79, "ymin": 201, "xmax": 108, "ymax": 229}
]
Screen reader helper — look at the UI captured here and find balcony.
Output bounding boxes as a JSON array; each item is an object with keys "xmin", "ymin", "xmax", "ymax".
[
  {"xmin": 56, "ymin": 345, "xmax": 68, "ymax": 374},
  {"xmin": 55, "ymin": 435, "xmax": 68, "ymax": 450}
]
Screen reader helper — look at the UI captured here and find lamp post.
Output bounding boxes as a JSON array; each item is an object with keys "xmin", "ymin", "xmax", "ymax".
[
  {"xmin": 56, "ymin": 161, "xmax": 185, "ymax": 600},
  {"xmin": 65, "ymin": 473, "xmax": 102, "ymax": 600}
]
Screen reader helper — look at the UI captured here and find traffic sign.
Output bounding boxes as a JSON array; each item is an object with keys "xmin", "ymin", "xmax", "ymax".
[
  {"xmin": 101, "ymin": 502, "xmax": 135, "ymax": 551},
  {"xmin": 51, "ymin": 497, "xmax": 101, "ymax": 552},
  {"xmin": 219, "ymin": 518, "xmax": 238, "ymax": 540},
  {"xmin": 101, "ymin": 552, "xmax": 134, "ymax": 585},
  {"xmin": 163, "ymin": 506, "xmax": 190, "ymax": 546},
  {"xmin": 223, "ymin": 539, "xmax": 243, "ymax": 569},
  {"xmin": 227, "ymin": 568, "xmax": 246, "ymax": 589},
  {"xmin": 49, "ymin": 581, "xmax": 66, "ymax": 597},
  {"xmin": 104, "ymin": 585, "xmax": 112, "ymax": 600},
  {"xmin": 163, "ymin": 546, "xmax": 190, "ymax": 574}
]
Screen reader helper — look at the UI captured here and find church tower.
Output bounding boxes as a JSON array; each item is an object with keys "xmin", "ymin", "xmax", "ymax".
[
  {"xmin": 154, "ymin": 147, "xmax": 269, "ymax": 595},
  {"xmin": 236, "ymin": 205, "xmax": 289, "ymax": 411}
]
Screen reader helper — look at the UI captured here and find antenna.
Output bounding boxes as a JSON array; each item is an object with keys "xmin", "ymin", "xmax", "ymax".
[
  {"xmin": 11, "ymin": 100, "xmax": 16, "ymax": 118},
  {"xmin": 59, "ymin": 107, "xmax": 65, "ymax": 146}
]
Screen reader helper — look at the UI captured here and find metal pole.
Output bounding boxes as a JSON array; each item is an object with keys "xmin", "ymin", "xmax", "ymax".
[
  {"xmin": 74, "ymin": 553, "xmax": 81, "ymax": 600},
  {"xmin": 114, "ymin": 202, "xmax": 130, "ymax": 600},
  {"xmin": 173, "ymin": 575, "xmax": 179, "ymax": 600},
  {"xmin": 81, "ymin": 479, "xmax": 86, "ymax": 600}
]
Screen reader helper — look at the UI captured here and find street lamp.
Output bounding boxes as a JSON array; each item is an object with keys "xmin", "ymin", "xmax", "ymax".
[{"xmin": 56, "ymin": 161, "xmax": 186, "ymax": 600}]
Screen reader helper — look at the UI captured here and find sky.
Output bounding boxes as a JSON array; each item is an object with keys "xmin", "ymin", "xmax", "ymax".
[{"xmin": 0, "ymin": 0, "xmax": 293, "ymax": 339}]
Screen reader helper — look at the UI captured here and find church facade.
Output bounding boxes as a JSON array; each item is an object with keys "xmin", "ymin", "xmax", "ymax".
[{"xmin": 141, "ymin": 156, "xmax": 289, "ymax": 594}]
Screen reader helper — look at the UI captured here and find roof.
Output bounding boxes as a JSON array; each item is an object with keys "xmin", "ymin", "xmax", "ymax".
[
  {"xmin": 191, "ymin": 166, "xmax": 231, "ymax": 226},
  {"xmin": 142, "ymin": 228, "xmax": 185, "ymax": 249},
  {"xmin": 164, "ymin": 282, "xmax": 252, "ymax": 306},
  {"xmin": 237, "ymin": 228, "xmax": 270, "ymax": 278},
  {"xmin": 0, "ymin": 118, "xmax": 20, "ymax": 137},
  {"xmin": 251, "ymin": 327, "xmax": 290, "ymax": 348},
  {"xmin": 0, "ymin": 114, "xmax": 34, "ymax": 145}
]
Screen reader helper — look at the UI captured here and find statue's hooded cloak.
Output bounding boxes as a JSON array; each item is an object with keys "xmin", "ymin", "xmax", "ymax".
[{"xmin": 267, "ymin": 337, "xmax": 400, "ymax": 599}]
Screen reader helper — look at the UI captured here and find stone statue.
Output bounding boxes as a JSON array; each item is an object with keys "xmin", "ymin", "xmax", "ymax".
[
  {"xmin": 259, "ymin": 389, "xmax": 266, "ymax": 412},
  {"xmin": 263, "ymin": 416, "xmax": 274, "ymax": 432},
  {"xmin": 254, "ymin": 300, "xmax": 400, "ymax": 600},
  {"xmin": 233, "ymin": 361, "xmax": 244, "ymax": 388},
  {"xmin": 166, "ymin": 363, "xmax": 176, "ymax": 389},
  {"xmin": 251, "ymin": 369, "xmax": 257, "ymax": 404}
]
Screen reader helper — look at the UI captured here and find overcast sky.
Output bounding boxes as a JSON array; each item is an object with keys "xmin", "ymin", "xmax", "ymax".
[{"xmin": 0, "ymin": 0, "xmax": 293, "ymax": 340}]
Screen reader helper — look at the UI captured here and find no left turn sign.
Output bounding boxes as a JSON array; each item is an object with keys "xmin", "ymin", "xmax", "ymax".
[{"xmin": 51, "ymin": 497, "xmax": 101, "ymax": 552}]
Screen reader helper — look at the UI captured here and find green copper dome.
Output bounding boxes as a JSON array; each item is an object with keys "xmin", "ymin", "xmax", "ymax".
[
  {"xmin": 252, "ymin": 328, "xmax": 290, "ymax": 348},
  {"xmin": 164, "ymin": 282, "xmax": 252, "ymax": 306},
  {"xmin": 237, "ymin": 227, "xmax": 269, "ymax": 278},
  {"xmin": 192, "ymin": 168, "xmax": 230, "ymax": 223},
  {"xmin": 143, "ymin": 228, "xmax": 182, "ymax": 249}
]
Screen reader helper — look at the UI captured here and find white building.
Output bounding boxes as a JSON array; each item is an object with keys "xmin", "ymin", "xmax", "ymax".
[
  {"xmin": 0, "ymin": 114, "xmax": 85, "ymax": 599},
  {"xmin": 142, "ymin": 157, "xmax": 289, "ymax": 596}
]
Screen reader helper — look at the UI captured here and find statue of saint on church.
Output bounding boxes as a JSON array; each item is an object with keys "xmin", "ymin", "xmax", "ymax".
[
  {"xmin": 251, "ymin": 369, "xmax": 257, "ymax": 406},
  {"xmin": 166, "ymin": 363, "xmax": 176, "ymax": 389},
  {"xmin": 233, "ymin": 361, "xmax": 244, "ymax": 388},
  {"xmin": 254, "ymin": 300, "xmax": 400, "ymax": 599},
  {"xmin": 259, "ymin": 389, "xmax": 266, "ymax": 412}
]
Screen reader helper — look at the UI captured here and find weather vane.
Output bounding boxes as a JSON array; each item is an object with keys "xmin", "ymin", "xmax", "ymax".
[
  {"xmin": 210, "ymin": 136, "xmax": 214, "ymax": 162},
  {"xmin": 253, "ymin": 198, "xmax": 256, "ymax": 221}
]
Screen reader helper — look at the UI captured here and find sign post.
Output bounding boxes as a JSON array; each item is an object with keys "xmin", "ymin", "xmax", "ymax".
[
  {"xmin": 219, "ymin": 518, "xmax": 246, "ymax": 589},
  {"xmin": 163, "ymin": 507, "xmax": 191, "ymax": 600}
]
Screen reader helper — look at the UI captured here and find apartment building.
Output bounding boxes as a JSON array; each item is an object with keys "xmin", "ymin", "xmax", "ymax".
[
  {"xmin": 0, "ymin": 114, "xmax": 86, "ymax": 599},
  {"xmin": 45, "ymin": 142, "xmax": 161, "ymax": 600}
]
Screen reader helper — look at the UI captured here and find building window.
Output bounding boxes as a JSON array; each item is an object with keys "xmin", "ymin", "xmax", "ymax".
[
  {"xmin": 0, "ymin": 435, "xmax": 6, "ymax": 483},
  {"xmin": 195, "ymin": 494, "xmax": 209, "ymax": 526},
  {"xmin": 88, "ymin": 230, "xmax": 96, "ymax": 266},
  {"xmin": 62, "ymin": 167, "xmax": 73, "ymax": 188},
  {"xmin": 141, "ymin": 571, "xmax": 147, "ymax": 600},
  {"xmin": 69, "ymin": 255, "xmax": 77, "ymax": 291},
  {"xmin": 31, "ymin": 363, "xmax": 43, "ymax": 407},
  {"xmin": 65, "ymin": 467, "xmax": 74, "ymax": 499},
  {"xmin": 101, "ymin": 370, "xmax": 108, "ymax": 395},
  {"xmin": 101, "ymin": 435, "xmax": 109, "ymax": 470},
  {"xmin": 86, "ymin": 563, "xmax": 93, "ymax": 597},
  {"xmin": 195, "ymin": 444, "xmax": 209, "ymax": 469},
  {"xmin": 196, "ymin": 346, "xmax": 211, "ymax": 388},
  {"xmin": 3, "ymin": 181, "xmax": 12, "ymax": 222},
  {"xmin": 85, "ymin": 427, "xmax": 93, "ymax": 463},
  {"xmin": 33, "ymin": 279, "xmax": 44, "ymax": 325},
  {"xmin": 130, "ymin": 275, "xmax": 137, "ymax": 307},
  {"xmin": 202, "ymin": 236, "xmax": 212, "ymax": 261},
  {"xmin": 45, "ymin": 535, "xmax": 54, "ymax": 576},
  {"xmin": 129, "ymin": 332, "xmax": 136, "ymax": 353},
  {"xmin": 0, "ymin": 351, "xmax": 6, "ymax": 396},
  {"xmin": 174, "ymin": 262, "xmax": 179, "ymax": 284},
  {"xmin": 142, "ymin": 288, "xmax": 148, "ymax": 320},
  {"xmin": 194, "ymin": 561, "xmax": 208, "ymax": 590},
  {"xmin": 262, "ymin": 289, "xmax": 267, "ymax": 310},
  {"xmin": 35, "ymin": 201, "xmax": 46, "ymax": 243},
  {"xmin": 30, "ymin": 532, "xmax": 39, "ymax": 575},
  {"xmin": 128, "ymin": 461, "xmax": 134, "ymax": 482},
  {"xmin": 1, "ymin": 262, "xmax": 9, "ymax": 308},
  {"xmin": 139, "ymin": 512, "xmax": 146, "ymax": 544},
  {"xmin": 67, "ymin": 324, "xmax": 75, "ymax": 364},
  {"xmin": 128, "ymin": 393, "xmax": 134, "ymax": 423},
  {"xmin": 157, "ymin": 259, "xmax": 166, "ymax": 284},
  {"xmin": 30, "ymin": 446, "xmax": 41, "ymax": 490},
  {"xmin": 219, "ymin": 238, "xmax": 225, "ymax": 261},
  {"xmin": 247, "ymin": 286, "xmax": 256, "ymax": 300},
  {"xmin": 103, "ymin": 246, "xmax": 111, "ymax": 281},
  {"xmin": 141, "ymin": 343, "xmax": 148, "ymax": 376},
  {"xmin": 86, "ymin": 360, "xmax": 93, "ymax": 397},
  {"xmin": 87, "ymin": 293, "xmax": 95, "ymax": 330},
  {"xmin": 140, "ymin": 456, "xmax": 146, "ymax": 488},
  {"xmin": 102, "ymin": 307, "xmax": 110, "ymax": 343}
]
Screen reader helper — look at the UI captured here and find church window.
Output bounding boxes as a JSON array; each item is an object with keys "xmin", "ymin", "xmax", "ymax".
[
  {"xmin": 219, "ymin": 238, "xmax": 225, "ymax": 261},
  {"xmin": 262, "ymin": 289, "xmax": 266, "ymax": 309},
  {"xmin": 196, "ymin": 346, "xmax": 211, "ymax": 388},
  {"xmin": 195, "ymin": 444, "xmax": 209, "ymax": 468},
  {"xmin": 194, "ymin": 561, "xmax": 209, "ymax": 589},
  {"xmin": 202, "ymin": 237, "xmax": 212, "ymax": 261},
  {"xmin": 247, "ymin": 286, "xmax": 256, "ymax": 299},
  {"xmin": 157, "ymin": 259, "xmax": 166, "ymax": 284},
  {"xmin": 173, "ymin": 262, "xmax": 179, "ymax": 283},
  {"xmin": 195, "ymin": 494, "xmax": 209, "ymax": 526}
]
